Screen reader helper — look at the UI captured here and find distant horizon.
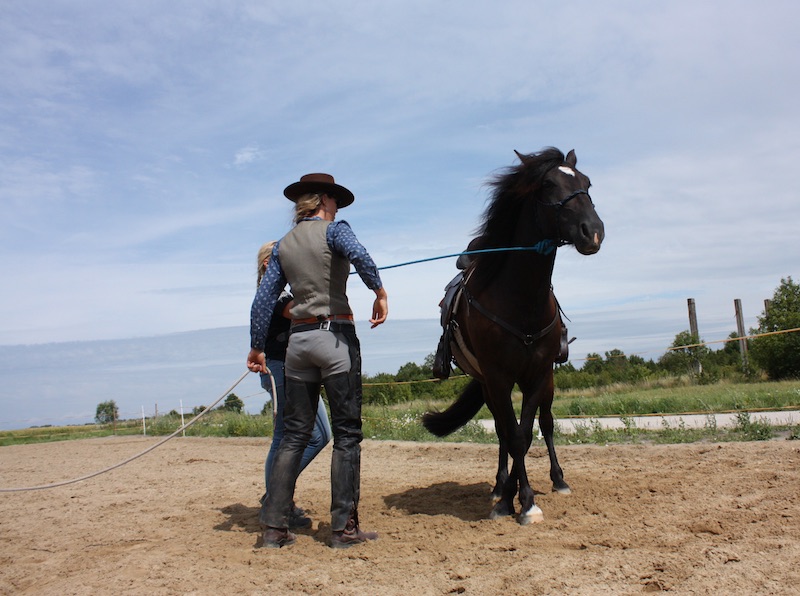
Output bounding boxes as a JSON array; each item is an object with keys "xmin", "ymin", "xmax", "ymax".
[
  {"xmin": 0, "ymin": 320, "xmax": 444, "ymax": 431},
  {"xmin": 0, "ymin": 294, "xmax": 759, "ymax": 360},
  {"xmin": 0, "ymin": 308, "xmax": 754, "ymax": 432}
]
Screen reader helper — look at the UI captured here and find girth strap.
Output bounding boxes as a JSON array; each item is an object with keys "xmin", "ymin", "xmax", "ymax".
[{"xmin": 462, "ymin": 286, "xmax": 559, "ymax": 346}]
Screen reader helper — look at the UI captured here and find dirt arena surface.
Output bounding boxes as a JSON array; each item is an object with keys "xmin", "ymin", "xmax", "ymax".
[{"xmin": 1, "ymin": 436, "xmax": 798, "ymax": 595}]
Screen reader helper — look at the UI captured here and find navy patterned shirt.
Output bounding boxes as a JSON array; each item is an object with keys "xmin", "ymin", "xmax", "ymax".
[{"xmin": 250, "ymin": 218, "xmax": 383, "ymax": 350}]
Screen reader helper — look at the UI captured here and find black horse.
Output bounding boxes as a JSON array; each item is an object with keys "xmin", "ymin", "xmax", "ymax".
[{"xmin": 423, "ymin": 147, "xmax": 605, "ymax": 524}]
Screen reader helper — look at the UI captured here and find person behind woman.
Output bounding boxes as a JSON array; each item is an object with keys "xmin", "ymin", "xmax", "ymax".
[
  {"xmin": 247, "ymin": 172, "xmax": 388, "ymax": 549},
  {"xmin": 255, "ymin": 241, "xmax": 332, "ymax": 530}
]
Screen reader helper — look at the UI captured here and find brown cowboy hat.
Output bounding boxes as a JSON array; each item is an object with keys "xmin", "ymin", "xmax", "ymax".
[{"xmin": 283, "ymin": 173, "xmax": 355, "ymax": 208}]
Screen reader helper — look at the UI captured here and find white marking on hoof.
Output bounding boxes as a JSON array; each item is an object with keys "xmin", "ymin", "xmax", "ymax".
[
  {"xmin": 558, "ymin": 166, "xmax": 576, "ymax": 177},
  {"xmin": 519, "ymin": 505, "xmax": 544, "ymax": 525},
  {"xmin": 554, "ymin": 486, "xmax": 572, "ymax": 495}
]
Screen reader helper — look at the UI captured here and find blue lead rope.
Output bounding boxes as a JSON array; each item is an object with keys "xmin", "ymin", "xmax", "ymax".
[{"xmin": 355, "ymin": 240, "xmax": 558, "ymax": 274}]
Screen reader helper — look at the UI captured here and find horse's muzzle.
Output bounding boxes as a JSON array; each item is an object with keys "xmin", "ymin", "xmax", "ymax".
[{"xmin": 574, "ymin": 220, "xmax": 604, "ymax": 255}]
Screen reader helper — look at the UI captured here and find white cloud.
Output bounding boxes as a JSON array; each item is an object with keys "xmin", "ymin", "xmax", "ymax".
[{"xmin": 232, "ymin": 144, "xmax": 265, "ymax": 168}]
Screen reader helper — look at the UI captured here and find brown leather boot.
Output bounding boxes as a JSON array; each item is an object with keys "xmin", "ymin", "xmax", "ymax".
[
  {"xmin": 330, "ymin": 519, "xmax": 378, "ymax": 549},
  {"xmin": 288, "ymin": 504, "xmax": 312, "ymax": 529},
  {"xmin": 262, "ymin": 527, "xmax": 296, "ymax": 548}
]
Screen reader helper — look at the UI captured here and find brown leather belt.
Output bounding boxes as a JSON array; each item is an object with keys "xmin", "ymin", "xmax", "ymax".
[{"xmin": 291, "ymin": 314, "xmax": 354, "ymax": 325}]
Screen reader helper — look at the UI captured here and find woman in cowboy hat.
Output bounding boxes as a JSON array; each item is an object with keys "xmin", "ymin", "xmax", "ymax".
[
  {"xmin": 247, "ymin": 173, "xmax": 388, "ymax": 549},
  {"xmin": 255, "ymin": 240, "xmax": 332, "ymax": 531}
]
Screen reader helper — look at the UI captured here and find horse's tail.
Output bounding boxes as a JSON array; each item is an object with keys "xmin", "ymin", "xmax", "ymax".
[{"xmin": 422, "ymin": 379, "xmax": 484, "ymax": 437}]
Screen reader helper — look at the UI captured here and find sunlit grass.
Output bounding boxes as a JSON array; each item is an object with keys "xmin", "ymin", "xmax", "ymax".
[
  {"xmin": 2, "ymin": 379, "xmax": 798, "ymax": 446},
  {"xmin": 551, "ymin": 378, "xmax": 800, "ymax": 417}
]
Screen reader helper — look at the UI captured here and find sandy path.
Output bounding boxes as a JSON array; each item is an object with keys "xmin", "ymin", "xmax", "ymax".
[{"xmin": 1, "ymin": 436, "xmax": 798, "ymax": 595}]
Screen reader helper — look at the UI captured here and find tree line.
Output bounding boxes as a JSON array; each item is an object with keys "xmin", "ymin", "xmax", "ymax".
[{"xmin": 360, "ymin": 276, "xmax": 799, "ymax": 405}]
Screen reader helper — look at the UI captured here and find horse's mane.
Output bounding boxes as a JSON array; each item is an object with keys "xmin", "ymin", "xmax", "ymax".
[{"xmin": 471, "ymin": 147, "xmax": 565, "ymax": 290}]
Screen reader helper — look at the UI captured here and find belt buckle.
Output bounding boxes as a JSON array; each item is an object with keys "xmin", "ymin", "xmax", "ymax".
[{"xmin": 320, "ymin": 319, "xmax": 332, "ymax": 331}]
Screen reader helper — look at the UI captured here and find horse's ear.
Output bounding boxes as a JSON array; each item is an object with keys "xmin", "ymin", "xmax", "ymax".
[
  {"xmin": 565, "ymin": 149, "xmax": 577, "ymax": 166},
  {"xmin": 514, "ymin": 150, "xmax": 531, "ymax": 164}
]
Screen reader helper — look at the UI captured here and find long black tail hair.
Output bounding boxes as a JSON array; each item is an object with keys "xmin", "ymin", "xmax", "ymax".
[{"xmin": 421, "ymin": 380, "xmax": 485, "ymax": 436}]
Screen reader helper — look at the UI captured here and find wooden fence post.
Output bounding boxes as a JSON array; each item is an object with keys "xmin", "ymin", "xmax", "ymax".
[
  {"xmin": 687, "ymin": 298, "xmax": 699, "ymax": 339},
  {"xmin": 687, "ymin": 298, "xmax": 701, "ymax": 374},
  {"xmin": 734, "ymin": 299, "xmax": 749, "ymax": 371}
]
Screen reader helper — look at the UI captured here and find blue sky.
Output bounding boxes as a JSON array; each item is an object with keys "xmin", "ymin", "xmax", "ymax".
[{"xmin": 1, "ymin": 1, "xmax": 798, "ymax": 365}]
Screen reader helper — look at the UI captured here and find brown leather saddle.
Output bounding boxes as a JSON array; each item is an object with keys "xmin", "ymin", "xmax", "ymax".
[{"xmin": 432, "ymin": 271, "xmax": 572, "ymax": 380}]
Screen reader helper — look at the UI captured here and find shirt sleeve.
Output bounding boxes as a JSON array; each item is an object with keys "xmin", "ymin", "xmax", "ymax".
[
  {"xmin": 250, "ymin": 243, "xmax": 287, "ymax": 350},
  {"xmin": 327, "ymin": 220, "xmax": 383, "ymax": 290}
]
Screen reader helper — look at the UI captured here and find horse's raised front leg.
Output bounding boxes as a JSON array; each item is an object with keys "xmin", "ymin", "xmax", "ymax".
[{"xmin": 539, "ymin": 404, "xmax": 571, "ymax": 494}]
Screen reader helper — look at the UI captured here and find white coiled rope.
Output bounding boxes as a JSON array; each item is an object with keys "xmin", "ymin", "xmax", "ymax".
[{"xmin": 0, "ymin": 369, "xmax": 267, "ymax": 492}]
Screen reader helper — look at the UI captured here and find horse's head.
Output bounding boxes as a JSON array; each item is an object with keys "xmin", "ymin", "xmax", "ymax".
[{"xmin": 515, "ymin": 148, "xmax": 605, "ymax": 255}]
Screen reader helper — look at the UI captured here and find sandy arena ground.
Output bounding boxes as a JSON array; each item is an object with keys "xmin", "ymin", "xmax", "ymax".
[{"xmin": 1, "ymin": 436, "xmax": 798, "ymax": 595}]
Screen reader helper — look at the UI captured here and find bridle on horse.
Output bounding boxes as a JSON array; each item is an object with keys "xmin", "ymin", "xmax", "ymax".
[
  {"xmin": 537, "ymin": 187, "xmax": 593, "ymax": 247},
  {"xmin": 540, "ymin": 188, "xmax": 592, "ymax": 209}
]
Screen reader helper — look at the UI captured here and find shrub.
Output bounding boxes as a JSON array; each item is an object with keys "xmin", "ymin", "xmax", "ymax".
[{"xmin": 750, "ymin": 277, "xmax": 800, "ymax": 380}]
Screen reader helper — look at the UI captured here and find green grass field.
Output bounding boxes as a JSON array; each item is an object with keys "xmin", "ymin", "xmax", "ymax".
[{"xmin": 3, "ymin": 379, "xmax": 799, "ymax": 447}]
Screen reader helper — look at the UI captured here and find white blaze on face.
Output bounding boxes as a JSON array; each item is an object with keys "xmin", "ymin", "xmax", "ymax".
[{"xmin": 558, "ymin": 166, "xmax": 576, "ymax": 177}]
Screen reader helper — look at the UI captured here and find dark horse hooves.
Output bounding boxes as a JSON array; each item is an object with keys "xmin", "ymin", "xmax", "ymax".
[
  {"xmin": 489, "ymin": 500, "xmax": 514, "ymax": 520},
  {"xmin": 552, "ymin": 480, "xmax": 572, "ymax": 495},
  {"xmin": 518, "ymin": 505, "xmax": 544, "ymax": 525},
  {"xmin": 489, "ymin": 500, "xmax": 544, "ymax": 524}
]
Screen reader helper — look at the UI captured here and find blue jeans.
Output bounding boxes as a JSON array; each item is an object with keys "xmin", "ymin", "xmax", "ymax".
[{"xmin": 261, "ymin": 357, "xmax": 331, "ymax": 497}]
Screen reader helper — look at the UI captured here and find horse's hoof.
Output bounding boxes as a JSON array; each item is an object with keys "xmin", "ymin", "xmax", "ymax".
[
  {"xmin": 553, "ymin": 484, "xmax": 572, "ymax": 495},
  {"xmin": 518, "ymin": 505, "xmax": 544, "ymax": 525},
  {"xmin": 490, "ymin": 502, "xmax": 514, "ymax": 520}
]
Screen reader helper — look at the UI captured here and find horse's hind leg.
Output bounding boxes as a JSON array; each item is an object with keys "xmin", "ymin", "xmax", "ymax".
[
  {"xmin": 539, "ymin": 406, "xmax": 571, "ymax": 494},
  {"xmin": 492, "ymin": 439, "xmax": 509, "ymax": 502},
  {"xmin": 514, "ymin": 390, "xmax": 544, "ymax": 524},
  {"xmin": 489, "ymin": 469, "xmax": 519, "ymax": 520},
  {"xmin": 489, "ymin": 424, "xmax": 517, "ymax": 519},
  {"xmin": 485, "ymin": 392, "xmax": 519, "ymax": 520}
]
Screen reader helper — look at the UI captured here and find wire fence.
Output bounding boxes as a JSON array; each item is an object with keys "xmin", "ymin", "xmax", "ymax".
[
  {"xmin": 581, "ymin": 326, "xmax": 800, "ymax": 363},
  {"xmin": 2, "ymin": 326, "xmax": 798, "ymax": 429},
  {"xmin": 2, "ymin": 328, "xmax": 799, "ymax": 492}
]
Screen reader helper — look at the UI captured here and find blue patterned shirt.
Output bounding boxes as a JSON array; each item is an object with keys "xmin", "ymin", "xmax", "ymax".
[{"xmin": 250, "ymin": 218, "xmax": 383, "ymax": 350}]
